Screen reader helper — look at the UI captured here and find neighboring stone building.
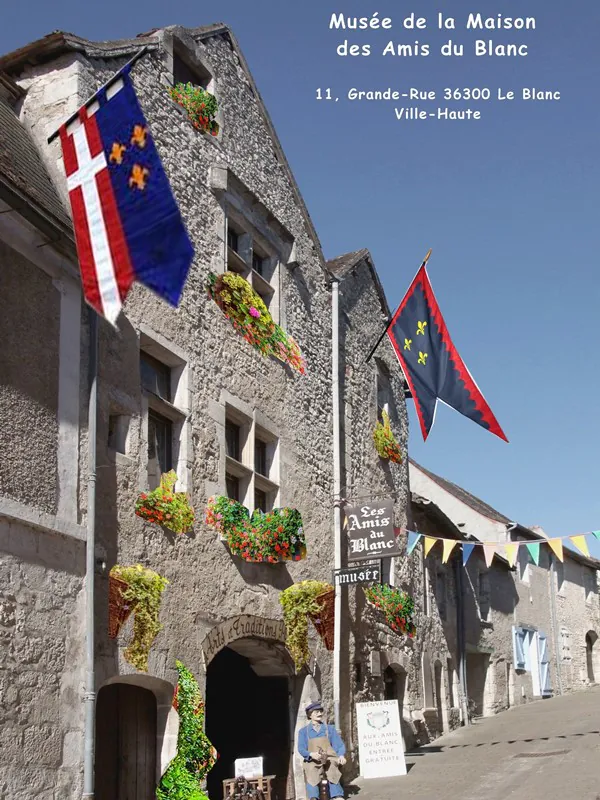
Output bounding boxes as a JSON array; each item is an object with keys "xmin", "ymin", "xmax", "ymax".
[
  {"xmin": 410, "ymin": 458, "xmax": 600, "ymax": 721},
  {"xmin": 0, "ymin": 26, "xmax": 428, "ymax": 800}
]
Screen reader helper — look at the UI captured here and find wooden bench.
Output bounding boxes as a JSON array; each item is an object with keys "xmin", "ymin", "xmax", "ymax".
[{"xmin": 223, "ymin": 775, "xmax": 276, "ymax": 800}]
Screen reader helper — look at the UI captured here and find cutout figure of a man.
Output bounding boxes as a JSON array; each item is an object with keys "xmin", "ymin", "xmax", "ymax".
[{"xmin": 298, "ymin": 701, "xmax": 346, "ymax": 799}]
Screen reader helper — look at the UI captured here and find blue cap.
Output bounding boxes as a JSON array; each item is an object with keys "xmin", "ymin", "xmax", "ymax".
[{"xmin": 306, "ymin": 701, "xmax": 324, "ymax": 716}]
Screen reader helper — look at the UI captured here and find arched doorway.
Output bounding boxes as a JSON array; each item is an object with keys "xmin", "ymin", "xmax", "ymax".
[
  {"xmin": 205, "ymin": 638, "xmax": 295, "ymax": 800},
  {"xmin": 383, "ymin": 664, "xmax": 407, "ymax": 749},
  {"xmin": 586, "ymin": 631, "xmax": 598, "ymax": 683},
  {"xmin": 95, "ymin": 683, "xmax": 157, "ymax": 799},
  {"xmin": 434, "ymin": 660, "xmax": 444, "ymax": 732}
]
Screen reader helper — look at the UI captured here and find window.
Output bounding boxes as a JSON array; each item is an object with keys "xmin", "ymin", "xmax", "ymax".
[
  {"xmin": 225, "ymin": 216, "xmax": 279, "ymax": 321},
  {"xmin": 139, "ymin": 330, "xmax": 190, "ymax": 492},
  {"xmin": 148, "ymin": 410, "xmax": 173, "ymax": 488},
  {"xmin": 555, "ymin": 559, "xmax": 565, "ymax": 594},
  {"xmin": 436, "ymin": 571, "xmax": 447, "ymax": 620},
  {"xmin": 227, "ymin": 226, "xmax": 239, "ymax": 254},
  {"xmin": 584, "ymin": 569, "xmax": 598, "ymax": 603},
  {"xmin": 252, "ymin": 251, "xmax": 265, "ymax": 276},
  {"xmin": 141, "ymin": 352, "xmax": 171, "ymax": 402},
  {"xmin": 376, "ymin": 360, "xmax": 392, "ymax": 422},
  {"xmin": 517, "ymin": 547, "xmax": 530, "ymax": 585},
  {"xmin": 479, "ymin": 572, "xmax": 491, "ymax": 622},
  {"xmin": 173, "ymin": 51, "xmax": 210, "ymax": 88},
  {"xmin": 223, "ymin": 405, "xmax": 279, "ymax": 513}
]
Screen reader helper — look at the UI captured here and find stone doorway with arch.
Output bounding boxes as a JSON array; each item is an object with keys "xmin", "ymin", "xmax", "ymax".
[
  {"xmin": 383, "ymin": 664, "xmax": 408, "ymax": 750},
  {"xmin": 585, "ymin": 631, "xmax": 599, "ymax": 683},
  {"xmin": 95, "ymin": 675, "xmax": 178, "ymax": 800},
  {"xmin": 202, "ymin": 616, "xmax": 299, "ymax": 800}
]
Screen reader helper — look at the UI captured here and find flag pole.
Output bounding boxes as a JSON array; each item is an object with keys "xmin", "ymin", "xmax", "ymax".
[
  {"xmin": 365, "ymin": 249, "xmax": 432, "ymax": 363},
  {"xmin": 47, "ymin": 46, "xmax": 149, "ymax": 144}
]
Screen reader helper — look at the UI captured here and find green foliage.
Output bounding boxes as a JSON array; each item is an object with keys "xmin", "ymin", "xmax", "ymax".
[
  {"xmin": 156, "ymin": 661, "xmax": 215, "ymax": 800},
  {"xmin": 373, "ymin": 410, "xmax": 403, "ymax": 463},
  {"xmin": 110, "ymin": 565, "xmax": 168, "ymax": 672},
  {"xmin": 169, "ymin": 83, "xmax": 219, "ymax": 136},
  {"xmin": 205, "ymin": 496, "xmax": 306, "ymax": 563},
  {"xmin": 135, "ymin": 471, "xmax": 195, "ymax": 534},
  {"xmin": 280, "ymin": 581, "xmax": 333, "ymax": 670},
  {"xmin": 364, "ymin": 584, "xmax": 416, "ymax": 637},
  {"xmin": 206, "ymin": 272, "xmax": 306, "ymax": 373}
]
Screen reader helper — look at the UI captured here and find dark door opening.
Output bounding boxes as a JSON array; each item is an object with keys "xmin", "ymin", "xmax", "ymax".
[
  {"xmin": 206, "ymin": 645, "xmax": 290, "ymax": 800},
  {"xmin": 95, "ymin": 683, "xmax": 157, "ymax": 800},
  {"xmin": 586, "ymin": 632, "xmax": 597, "ymax": 683}
]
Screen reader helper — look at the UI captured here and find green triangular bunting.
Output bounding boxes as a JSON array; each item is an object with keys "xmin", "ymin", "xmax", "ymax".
[{"xmin": 526, "ymin": 542, "xmax": 540, "ymax": 565}]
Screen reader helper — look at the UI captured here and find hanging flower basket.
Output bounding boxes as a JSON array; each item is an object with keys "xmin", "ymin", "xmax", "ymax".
[
  {"xmin": 364, "ymin": 584, "xmax": 416, "ymax": 637},
  {"xmin": 168, "ymin": 82, "xmax": 220, "ymax": 136},
  {"xmin": 373, "ymin": 409, "xmax": 402, "ymax": 463},
  {"xmin": 205, "ymin": 495, "xmax": 307, "ymax": 563},
  {"xmin": 135, "ymin": 470, "xmax": 194, "ymax": 534},
  {"xmin": 157, "ymin": 661, "xmax": 217, "ymax": 800},
  {"xmin": 308, "ymin": 588, "xmax": 335, "ymax": 651},
  {"xmin": 280, "ymin": 581, "xmax": 333, "ymax": 671},
  {"xmin": 206, "ymin": 271, "xmax": 306, "ymax": 374},
  {"xmin": 109, "ymin": 565, "xmax": 169, "ymax": 672},
  {"xmin": 108, "ymin": 574, "xmax": 137, "ymax": 639}
]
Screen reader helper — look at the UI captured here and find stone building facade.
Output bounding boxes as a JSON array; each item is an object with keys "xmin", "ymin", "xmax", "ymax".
[
  {"xmin": 0, "ymin": 24, "xmax": 430, "ymax": 800},
  {"xmin": 409, "ymin": 458, "xmax": 600, "ymax": 721}
]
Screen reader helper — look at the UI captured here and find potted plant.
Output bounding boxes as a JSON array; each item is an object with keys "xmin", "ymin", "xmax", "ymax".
[
  {"xmin": 157, "ymin": 661, "xmax": 217, "ymax": 800},
  {"xmin": 373, "ymin": 409, "xmax": 403, "ymax": 463},
  {"xmin": 109, "ymin": 565, "xmax": 169, "ymax": 672},
  {"xmin": 168, "ymin": 82, "xmax": 219, "ymax": 136},
  {"xmin": 364, "ymin": 584, "xmax": 416, "ymax": 637},
  {"xmin": 280, "ymin": 580, "xmax": 333, "ymax": 670},
  {"xmin": 205, "ymin": 495, "xmax": 307, "ymax": 563},
  {"xmin": 135, "ymin": 471, "xmax": 194, "ymax": 534},
  {"xmin": 206, "ymin": 271, "xmax": 306, "ymax": 374}
]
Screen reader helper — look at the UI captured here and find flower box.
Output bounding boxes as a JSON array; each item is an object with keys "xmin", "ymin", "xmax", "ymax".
[
  {"xmin": 135, "ymin": 471, "xmax": 194, "ymax": 534},
  {"xmin": 373, "ymin": 409, "xmax": 402, "ymax": 463},
  {"xmin": 206, "ymin": 271, "xmax": 306, "ymax": 374},
  {"xmin": 205, "ymin": 495, "xmax": 306, "ymax": 563},
  {"xmin": 169, "ymin": 82, "xmax": 219, "ymax": 136},
  {"xmin": 364, "ymin": 584, "xmax": 416, "ymax": 637}
]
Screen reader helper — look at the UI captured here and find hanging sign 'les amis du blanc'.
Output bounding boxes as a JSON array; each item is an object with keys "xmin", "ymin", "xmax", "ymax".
[{"xmin": 345, "ymin": 498, "xmax": 400, "ymax": 562}]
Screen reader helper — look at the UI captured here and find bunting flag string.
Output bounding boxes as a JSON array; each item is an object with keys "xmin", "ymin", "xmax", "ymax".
[{"xmin": 395, "ymin": 526, "xmax": 600, "ymax": 568}]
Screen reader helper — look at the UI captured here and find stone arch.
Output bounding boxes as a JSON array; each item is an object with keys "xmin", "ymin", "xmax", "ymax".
[
  {"xmin": 586, "ymin": 630, "xmax": 599, "ymax": 683},
  {"xmin": 99, "ymin": 673, "xmax": 178, "ymax": 778}
]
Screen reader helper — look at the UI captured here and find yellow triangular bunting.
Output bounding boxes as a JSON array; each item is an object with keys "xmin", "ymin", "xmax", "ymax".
[
  {"xmin": 442, "ymin": 539, "xmax": 458, "ymax": 564},
  {"xmin": 547, "ymin": 538, "xmax": 564, "ymax": 562},
  {"xmin": 570, "ymin": 535, "xmax": 590, "ymax": 558},
  {"xmin": 424, "ymin": 536, "xmax": 437, "ymax": 557},
  {"xmin": 483, "ymin": 543, "xmax": 496, "ymax": 568},
  {"xmin": 504, "ymin": 542, "xmax": 519, "ymax": 568}
]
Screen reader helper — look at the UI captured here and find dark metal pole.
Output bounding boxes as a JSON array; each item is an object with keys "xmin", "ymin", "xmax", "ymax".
[
  {"xmin": 365, "ymin": 249, "xmax": 432, "ymax": 364},
  {"xmin": 82, "ymin": 309, "xmax": 98, "ymax": 799}
]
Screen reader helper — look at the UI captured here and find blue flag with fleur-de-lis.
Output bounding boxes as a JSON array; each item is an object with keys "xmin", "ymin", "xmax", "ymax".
[{"xmin": 387, "ymin": 265, "xmax": 507, "ymax": 442}]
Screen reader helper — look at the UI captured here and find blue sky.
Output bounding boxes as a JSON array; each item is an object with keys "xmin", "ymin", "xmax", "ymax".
[{"xmin": 4, "ymin": 0, "xmax": 600, "ymax": 553}]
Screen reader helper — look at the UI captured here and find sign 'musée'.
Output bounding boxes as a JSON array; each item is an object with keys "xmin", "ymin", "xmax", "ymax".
[
  {"xmin": 345, "ymin": 498, "xmax": 400, "ymax": 562},
  {"xmin": 201, "ymin": 615, "xmax": 287, "ymax": 665}
]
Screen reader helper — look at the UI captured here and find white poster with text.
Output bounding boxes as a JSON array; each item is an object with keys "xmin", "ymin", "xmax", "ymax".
[{"xmin": 356, "ymin": 700, "xmax": 407, "ymax": 779}]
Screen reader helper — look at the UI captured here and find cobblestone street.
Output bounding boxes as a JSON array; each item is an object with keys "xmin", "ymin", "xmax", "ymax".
[{"xmin": 351, "ymin": 687, "xmax": 600, "ymax": 800}]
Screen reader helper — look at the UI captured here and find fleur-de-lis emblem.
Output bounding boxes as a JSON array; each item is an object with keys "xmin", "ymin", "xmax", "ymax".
[
  {"xmin": 416, "ymin": 321, "xmax": 428, "ymax": 335},
  {"xmin": 129, "ymin": 164, "xmax": 149, "ymax": 190},
  {"xmin": 418, "ymin": 351, "xmax": 428, "ymax": 366},
  {"xmin": 404, "ymin": 338, "xmax": 412, "ymax": 351},
  {"xmin": 130, "ymin": 125, "xmax": 148, "ymax": 148},
  {"xmin": 109, "ymin": 142, "xmax": 126, "ymax": 165}
]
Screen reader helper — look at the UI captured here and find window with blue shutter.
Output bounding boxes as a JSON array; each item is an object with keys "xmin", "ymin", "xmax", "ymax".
[{"xmin": 512, "ymin": 626, "xmax": 526, "ymax": 670}]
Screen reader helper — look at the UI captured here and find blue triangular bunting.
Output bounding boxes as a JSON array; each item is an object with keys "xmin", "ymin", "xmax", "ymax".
[
  {"xmin": 407, "ymin": 531, "xmax": 422, "ymax": 556},
  {"xmin": 462, "ymin": 542, "xmax": 475, "ymax": 566}
]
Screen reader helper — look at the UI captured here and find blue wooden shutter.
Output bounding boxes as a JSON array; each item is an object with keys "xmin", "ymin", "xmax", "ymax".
[
  {"xmin": 538, "ymin": 632, "xmax": 552, "ymax": 696},
  {"xmin": 512, "ymin": 626, "xmax": 526, "ymax": 670}
]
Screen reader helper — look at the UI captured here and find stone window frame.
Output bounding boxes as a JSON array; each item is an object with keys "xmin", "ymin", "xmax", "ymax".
[
  {"xmin": 517, "ymin": 546, "xmax": 531, "ymax": 585},
  {"xmin": 161, "ymin": 30, "xmax": 223, "ymax": 144},
  {"xmin": 584, "ymin": 566, "xmax": 598, "ymax": 605},
  {"xmin": 478, "ymin": 569, "xmax": 491, "ymax": 622},
  {"xmin": 137, "ymin": 325, "xmax": 192, "ymax": 494},
  {"xmin": 216, "ymin": 391, "xmax": 280, "ymax": 514},
  {"xmin": 209, "ymin": 165, "xmax": 298, "ymax": 330}
]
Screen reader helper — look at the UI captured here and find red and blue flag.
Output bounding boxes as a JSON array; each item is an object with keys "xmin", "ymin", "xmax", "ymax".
[
  {"xmin": 59, "ymin": 66, "xmax": 193, "ymax": 323},
  {"xmin": 388, "ymin": 263, "xmax": 507, "ymax": 442}
]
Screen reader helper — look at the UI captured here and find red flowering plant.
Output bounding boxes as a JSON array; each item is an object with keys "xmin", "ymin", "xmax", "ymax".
[
  {"xmin": 206, "ymin": 271, "xmax": 306, "ymax": 374},
  {"xmin": 168, "ymin": 82, "xmax": 219, "ymax": 136},
  {"xmin": 364, "ymin": 584, "xmax": 416, "ymax": 637},
  {"xmin": 205, "ymin": 495, "xmax": 307, "ymax": 563},
  {"xmin": 135, "ymin": 471, "xmax": 194, "ymax": 535},
  {"xmin": 373, "ymin": 409, "xmax": 403, "ymax": 464}
]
